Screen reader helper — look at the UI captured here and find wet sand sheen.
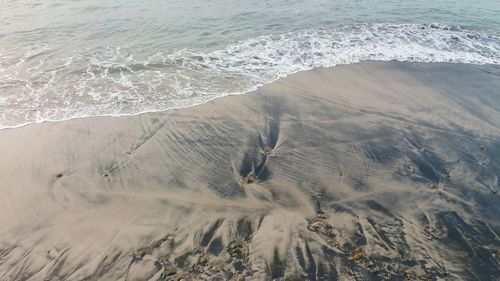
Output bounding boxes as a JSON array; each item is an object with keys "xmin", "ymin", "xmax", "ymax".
[{"xmin": 0, "ymin": 61, "xmax": 499, "ymax": 280}]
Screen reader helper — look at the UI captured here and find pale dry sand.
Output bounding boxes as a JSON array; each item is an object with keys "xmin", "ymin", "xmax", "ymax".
[{"xmin": 0, "ymin": 62, "xmax": 499, "ymax": 281}]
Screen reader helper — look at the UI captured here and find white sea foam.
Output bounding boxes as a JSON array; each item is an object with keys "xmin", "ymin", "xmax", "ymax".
[{"xmin": 1, "ymin": 23, "xmax": 499, "ymax": 129}]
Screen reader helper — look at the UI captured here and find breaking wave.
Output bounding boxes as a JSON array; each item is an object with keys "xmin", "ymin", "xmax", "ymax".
[{"xmin": 1, "ymin": 23, "xmax": 499, "ymax": 128}]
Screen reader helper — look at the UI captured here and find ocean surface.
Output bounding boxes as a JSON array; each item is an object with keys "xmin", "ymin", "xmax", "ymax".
[{"xmin": 1, "ymin": 0, "xmax": 500, "ymax": 129}]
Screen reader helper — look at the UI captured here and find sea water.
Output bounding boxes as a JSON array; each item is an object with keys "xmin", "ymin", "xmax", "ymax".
[{"xmin": 1, "ymin": 0, "xmax": 499, "ymax": 128}]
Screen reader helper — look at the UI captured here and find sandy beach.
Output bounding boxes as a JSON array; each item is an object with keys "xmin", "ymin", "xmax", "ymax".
[{"xmin": 0, "ymin": 61, "xmax": 499, "ymax": 280}]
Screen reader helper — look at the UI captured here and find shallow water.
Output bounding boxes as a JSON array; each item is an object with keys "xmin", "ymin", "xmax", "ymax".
[{"xmin": 1, "ymin": 0, "xmax": 500, "ymax": 128}]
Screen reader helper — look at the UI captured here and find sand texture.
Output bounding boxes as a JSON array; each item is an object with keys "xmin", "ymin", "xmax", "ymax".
[{"xmin": 0, "ymin": 62, "xmax": 499, "ymax": 280}]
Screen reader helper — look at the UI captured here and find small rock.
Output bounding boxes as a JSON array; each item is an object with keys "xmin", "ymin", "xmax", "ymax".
[
  {"xmin": 134, "ymin": 248, "xmax": 149, "ymax": 259},
  {"xmin": 228, "ymin": 241, "xmax": 247, "ymax": 259},
  {"xmin": 307, "ymin": 220, "xmax": 325, "ymax": 232},
  {"xmin": 348, "ymin": 248, "xmax": 363, "ymax": 262},
  {"xmin": 242, "ymin": 175, "xmax": 257, "ymax": 184},
  {"xmin": 328, "ymin": 239, "xmax": 341, "ymax": 249},
  {"xmin": 316, "ymin": 211, "xmax": 327, "ymax": 219},
  {"xmin": 404, "ymin": 268, "xmax": 416, "ymax": 280},
  {"xmin": 349, "ymin": 252, "xmax": 363, "ymax": 262}
]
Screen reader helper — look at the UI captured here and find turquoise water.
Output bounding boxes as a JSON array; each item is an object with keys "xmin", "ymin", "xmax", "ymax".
[{"xmin": 1, "ymin": 0, "xmax": 500, "ymax": 128}]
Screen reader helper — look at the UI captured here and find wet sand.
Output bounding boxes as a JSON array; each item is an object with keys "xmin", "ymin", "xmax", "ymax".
[{"xmin": 0, "ymin": 61, "xmax": 499, "ymax": 280}]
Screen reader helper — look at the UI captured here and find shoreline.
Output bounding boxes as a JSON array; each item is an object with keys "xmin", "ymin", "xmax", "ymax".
[
  {"xmin": 1, "ymin": 60, "xmax": 500, "ymax": 132},
  {"xmin": 0, "ymin": 61, "xmax": 499, "ymax": 280}
]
